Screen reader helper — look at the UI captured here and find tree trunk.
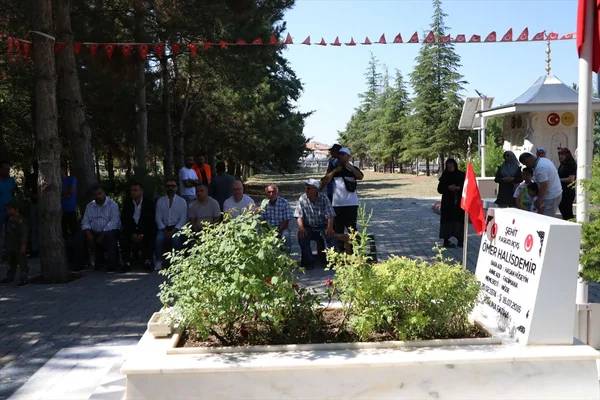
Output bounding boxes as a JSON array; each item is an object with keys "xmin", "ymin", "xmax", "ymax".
[
  {"xmin": 133, "ymin": 0, "xmax": 148, "ymax": 179},
  {"xmin": 56, "ymin": 0, "xmax": 97, "ymax": 201},
  {"xmin": 106, "ymin": 150, "xmax": 115, "ymax": 189},
  {"xmin": 32, "ymin": 0, "xmax": 69, "ymax": 283},
  {"xmin": 426, "ymin": 159, "xmax": 430, "ymax": 176},
  {"xmin": 160, "ymin": 56, "xmax": 174, "ymax": 177}
]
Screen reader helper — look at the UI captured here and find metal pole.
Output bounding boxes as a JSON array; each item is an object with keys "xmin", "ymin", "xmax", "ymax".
[
  {"xmin": 480, "ymin": 98, "xmax": 487, "ymax": 178},
  {"xmin": 462, "ymin": 137, "xmax": 473, "ymax": 268},
  {"xmin": 576, "ymin": 0, "xmax": 594, "ymax": 305}
]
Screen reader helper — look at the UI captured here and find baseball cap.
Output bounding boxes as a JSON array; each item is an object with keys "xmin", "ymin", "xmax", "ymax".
[
  {"xmin": 339, "ymin": 147, "xmax": 351, "ymax": 155},
  {"xmin": 536, "ymin": 147, "xmax": 546, "ymax": 154},
  {"xmin": 329, "ymin": 144, "xmax": 342, "ymax": 152},
  {"xmin": 304, "ymin": 179, "xmax": 321, "ymax": 189}
]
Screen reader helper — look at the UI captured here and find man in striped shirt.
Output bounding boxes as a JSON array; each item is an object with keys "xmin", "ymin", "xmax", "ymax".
[{"xmin": 81, "ymin": 185, "xmax": 121, "ymax": 271}]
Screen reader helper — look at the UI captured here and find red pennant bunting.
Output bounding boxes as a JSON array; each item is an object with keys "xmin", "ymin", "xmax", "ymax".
[
  {"xmin": 284, "ymin": 33, "xmax": 293, "ymax": 45},
  {"xmin": 378, "ymin": 34, "xmax": 386, "ymax": 44},
  {"xmin": 104, "ymin": 44, "xmax": 115, "ymax": 59},
  {"xmin": 7, "ymin": 37, "xmax": 14, "ymax": 53},
  {"xmin": 54, "ymin": 42, "xmax": 66, "ymax": 54},
  {"xmin": 331, "ymin": 36, "xmax": 341, "ymax": 46},
  {"xmin": 73, "ymin": 42, "xmax": 81, "ymax": 54},
  {"xmin": 317, "ymin": 37, "xmax": 327, "ymax": 46},
  {"xmin": 203, "ymin": 42, "xmax": 212, "ymax": 50},
  {"xmin": 269, "ymin": 34, "xmax": 279, "ymax": 45},
  {"xmin": 501, "ymin": 28, "xmax": 512, "ymax": 42},
  {"xmin": 138, "ymin": 44, "xmax": 149, "ymax": 59},
  {"xmin": 21, "ymin": 42, "xmax": 31, "ymax": 58},
  {"xmin": 171, "ymin": 43, "xmax": 181, "ymax": 55},
  {"xmin": 252, "ymin": 37, "xmax": 263, "ymax": 45},
  {"xmin": 393, "ymin": 33, "xmax": 403, "ymax": 43},
  {"xmin": 441, "ymin": 34, "xmax": 451, "ymax": 43},
  {"xmin": 424, "ymin": 31, "xmax": 435, "ymax": 43},
  {"xmin": 153, "ymin": 43, "xmax": 165, "ymax": 57},
  {"xmin": 187, "ymin": 43, "xmax": 198, "ymax": 56},
  {"xmin": 547, "ymin": 32, "xmax": 559, "ymax": 40},
  {"xmin": 235, "ymin": 38, "xmax": 247, "ymax": 45},
  {"xmin": 14, "ymin": 39, "xmax": 21, "ymax": 55},
  {"xmin": 484, "ymin": 31, "xmax": 496, "ymax": 42},
  {"xmin": 517, "ymin": 27, "xmax": 529, "ymax": 41},
  {"xmin": 219, "ymin": 40, "xmax": 228, "ymax": 49},
  {"xmin": 345, "ymin": 37, "xmax": 356, "ymax": 46},
  {"xmin": 532, "ymin": 31, "xmax": 545, "ymax": 41},
  {"xmin": 408, "ymin": 32, "xmax": 419, "ymax": 43},
  {"xmin": 88, "ymin": 43, "xmax": 98, "ymax": 56},
  {"xmin": 121, "ymin": 44, "xmax": 133, "ymax": 57},
  {"xmin": 454, "ymin": 34, "xmax": 466, "ymax": 43},
  {"xmin": 362, "ymin": 36, "xmax": 372, "ymax": 45},
  {"xmin": 561, "ymin": 32, "xmax": 575, "ymax": 40},
  {"xmin": 469, "ymin": 34, "xmax": 481, "ymax": 43},
  {"xmin": 301, "ymin": 36, "xmax": 311, "ymax": 45}
]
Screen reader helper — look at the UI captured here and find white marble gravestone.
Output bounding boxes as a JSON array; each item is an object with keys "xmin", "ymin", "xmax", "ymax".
[{"xmin": 472, "ymin": 208, "xmax": 581, "ymax": 344}]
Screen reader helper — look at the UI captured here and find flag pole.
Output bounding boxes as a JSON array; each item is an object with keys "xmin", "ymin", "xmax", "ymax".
[{"xmin": 462, "ymin": 136, "xmax": 473, "ymax": 268}]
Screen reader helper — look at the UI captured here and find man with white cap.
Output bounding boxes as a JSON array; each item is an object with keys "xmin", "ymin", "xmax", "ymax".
[
  {"xmin": 321, "ymin": 147, "xmax": 364, "ymax": 251},
  {"xmin": 518, "ymin": 151, "xmax": 562, "ymax": 217},
  {"xmin": 294, "ymin": 179, "xmax": 335, "ymax": 269}
]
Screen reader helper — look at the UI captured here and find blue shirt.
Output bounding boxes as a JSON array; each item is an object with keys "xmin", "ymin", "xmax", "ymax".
[
  {"xmin": 0, "ymin": 177, "xmax": 16, "ymax": 221},
  {"xmin": 61, "ymin": 176, "xmax": 78, "ymax": 212},
  {"xmin": 260, "ymin": 197, "xmax": 292, "ymax": 228}
]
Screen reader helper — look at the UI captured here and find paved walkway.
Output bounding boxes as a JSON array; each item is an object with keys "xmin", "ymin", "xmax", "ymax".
[{"xmin": 1, "ymin": 172, "xmax": 598, "ymax": 399}]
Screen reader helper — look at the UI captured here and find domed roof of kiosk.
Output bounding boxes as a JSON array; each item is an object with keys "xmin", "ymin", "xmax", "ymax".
[{"xmin": 479, "ymin": 74, "xmax": 600, "ymax": 118}]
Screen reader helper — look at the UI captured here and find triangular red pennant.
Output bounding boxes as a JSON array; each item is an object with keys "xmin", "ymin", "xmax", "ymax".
[
  {"xmin": 469, "ymin": 34, "xmax": 481, "ymax": 43},
  {"xmin": 219, "ymin": 40, "xmax": 228, "ymax": 49},
  {"xmin": 441, "ymin": 34, "xmax": 451, "ymax": 43},
  {"xmin": 252, "ymin": 37, "xmax": 263, "ymax": 45},
  {"xmin": 121, "ymin": 44, "xmax": 133, "ymax": 57},
  {"xmin": 171, "ymin": 43, "xmax": 181, "ymax": 55},
  {"xmin": 54, "ymin": 42, "xmax": 66, "ymax": 54},
  {"xmin": 203, "ymin": 42, "xmax": 212, "ymax": 50},
  {"xmin": 88, "ymin": 43, "xmax": 98, "ymax": 56},
  {"xmin": 188, "ymin": 43, "xmax": 198, "ymax": 56},
  {"xmin": 153, "ymin": 43, "xmax": 165, "ymax": 57},
  {"xmin": 532, "ymin": 31, "xmax": 545, "ymax": 41},
  {"xmin": 484, "ymin": 31, "xmax": 496, "ymax": 42},
  {"xmin": 424, "ymin": 31, "xmax": 435, "ymax": 43},
  {"xmin": 301, "ymin": 36, "xmax": 311, "ymax": 45},
  {"xmin": 393, "ymin": 33, "xmax": 403, "ymax": 43},
  {"xmin": 331, "ymin": 36, "xmax": 341, "ymax": 46},
  {"xmin": 269, "ymin": 34, "xmax": 279, "ymax": 45},
  {"xmin": 73, "ymin": 42, "xmax": 81, "ymax": 54},
  {"xmin": 345, "ymin": 37, "xmax": 356, "ymax": 46},
  {"xmin": 7, "ymin": 37, "xmax": 14, "ymax": 53},
  {"xmin": 517, "ymin": 27, "xmax": 529, "ymax": 41},
  {"xmin": 408, "ymin": 32, "xmax": 419, "ymax": 43},
  {"xmin": 561, "ymin": 32, "xmax": 575, "ymax": 40},
  {"xmin": 138, "ymin": 44, "xmax": 149, "ymax": 59},
  {"xmin": 377, "ymin": 34, "xmax": 386, "ymax": 44},
  {"xmin": 317, "ymin": 37, "xmax": 327, "ymax": 46},
  {"xmin": 547, "ymin": 32, "xmax": 559, "ymax": 40},
  {"xmin": 104, "ymin": 44, "xmax": 115, "ymax": 59},
  {"xmin": 501, "ymin": 28, "xmax": 512, "ymax": 42},
  {"xmin": 21, "ymin": 42, "xmax": 31, "ymax": 58},
  {"xmin": 235, "ymin": 38, "xmax": 247, "ymax": 45},
  {"xmin": 361, "ymin": 36, "xmax": 372, "ymax": 45},
  {"xmin": 284, "ymin": 33, "xmax": 293, "ymax": 45},
  {"xmin": 454, "ymin": 34, "xmax": 466, "ymax": 43}
]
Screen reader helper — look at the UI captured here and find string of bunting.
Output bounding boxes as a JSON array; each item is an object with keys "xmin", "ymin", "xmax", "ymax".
[{"xmin": 2, "ymin": 28, "xmax": 575, "ymax": 61}]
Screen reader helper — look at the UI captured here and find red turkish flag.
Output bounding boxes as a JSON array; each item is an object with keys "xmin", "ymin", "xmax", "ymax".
[
  {"xmin": 138, "ymin": 44, "xmax": 149, "ymax": 59},
  {"xmin": 219, "ymin": 40, "xmax": 228, "ymax": 49},
  {"xmin": 153, "ymin": 43, "xmax": 165, "ymax": 57},
  {"xmin": 88, "ymin": 43, "xmax": 98, "ymax": 56},
  {"xmin": 501, "ymin": 28, "xmax": 513, "ymax": 42},
  {"xmin": 517, "ymin": 27, "xmax": 529, "ymax": 41},
  {"xmin": 378, "ymin": 34, "xmax": 386, "ymax": 44},
  {"xmin": 547, "ymin": 32, "xmax": 559, "ymax": 40},
  {"xmin": 424, "ymin": 31, "xmax": 435, "ymax": 43},
  {"xmin": 461, "ymin": 163, "xmax": 485, "ymax": 235},
  {"xmin": 317, "ymin": 37, "xmax": 327, "ymax": 46},
  {"xmin": 203, "ymin": 42, "xmax": 212, "ymax": 50},
  {"xmin": 454, "ymin": 34, "xmax": 466, "ymax": 43},
  {"xmin": 54, "ymin": 42, "xmax": 66, "ymax": 54},
  {"xmin": 104, "ymin": 44, "xmax": 115, "ymax": 59},
  {"xmin": 171, "ymin": 43, "xmax": 181, "ymax": 55},
  {"xmin": 121, "ymin": 44, "xmax": 133, "ymax": 57},
  {"xmin": 187, "ymin": 43, "xmax": 198, "ymax": 56},
  {"xmin": 21, "ymin": 42, "xmax": 31, "ymax": 58},
  {"xmin": 561, "ymin": 32, "xmax": 576, "ymax": 40},
  {"xmin": 441, "ymin": 34, "xmax": 451, "ymax": 43},
  {"xmin": 331, "ymin": 36, "xmax": 341, "ymax": 46},
  {"xmin": 484, "ymin": 31, "xmax": 496, "ymax": 42},
  {"xmin": 301, "ymin": 36, "xmax": 311, "ymax": 45},
  {"xmin": 345, "ymin": 37, "xmax": 356, "ymax": 46},
  {"xmin": 393, "ymin": 33, "xmax": 403, "ymax": 43},
  {"xmin": 269, "ymin": 34, "xmax": 279, "ymax": 45},
  {"xmin": 252, "ymin": 37, "xmax": 263, "ymax": 45},
  {"xmin": 73, "ymin": 42, "xmax": 82, "ymax": 55},
  {"xmin": 532, "ymin": 31, "xmax": 545, "ymax": 41},
  {"xmin": 577, "ymin": 0, "xmax": 600, "ymax": 72},
  {"xmin": 408, "ymin": 32, "xmax": 419, "ymax": 43},
  {"xmin": 469, "ymin": 34, "xmax": 481, "ymax": 43},
  {"xmin": 235, "ymin": 39, "xmax": 247, "ymax": 45},
  {"xmin": 362, "ymin": 36, "xmax": 372, "ymax": 45},
  {"xmin": 283, "ymin": 33, "xmax": 293, "ymax": 45}
]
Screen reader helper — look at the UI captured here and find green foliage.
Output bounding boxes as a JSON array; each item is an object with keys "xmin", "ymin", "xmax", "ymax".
[
  {"xmin": 581, "ymin": 156, "xmax": 600, "ymax": 282},
  {"xmin": 327, "ymin": 212, "xmax": 480, "ymax": 341},
  {"xmin": 159, "ymin": 211, "xmax": 320, "ymax": 345},
  {"xmin": 470, "ymin": 119, "xmax": 505, "ymax": 176}
]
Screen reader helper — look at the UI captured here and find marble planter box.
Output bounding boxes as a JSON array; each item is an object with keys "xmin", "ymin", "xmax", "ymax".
[{"xmin": 122, "ymin": 327, "xmax": 600, "ymax": 399}]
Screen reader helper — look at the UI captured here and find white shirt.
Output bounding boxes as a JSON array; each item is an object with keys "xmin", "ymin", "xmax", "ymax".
[
  {"xmin": 332, "ymin": 177, "xmax": 359, "ymax": 207},
  {"xmin": 534, "ymin": 157, "xmax": 563, "ymax": 200},
  {"xmin": 132, "ymin": 198, "xmax": 143, "ymax": 225},
  {"xmin": 178, "ymin": 167, "xmax": 198, "ymax": 197},
  {"xmin": 81, "ymin": 197, "xmax": 121, "ymax": 232},
  {"xmin": 223, "ymin": 194, "xmax": 255, "ymax": 218},
  {"xmin": 155, "ymin": 194, "xmax": 188, "ymax": 230}
]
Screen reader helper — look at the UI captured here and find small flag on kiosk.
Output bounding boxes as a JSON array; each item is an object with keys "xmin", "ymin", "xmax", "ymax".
[{"xmin": 460, "ymin": 163, "xmax": 485, "ymax": 235}]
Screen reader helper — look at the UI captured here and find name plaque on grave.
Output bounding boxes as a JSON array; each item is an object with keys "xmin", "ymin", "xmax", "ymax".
[{"xmin": 472, "ymin": 208, "xmax": 581, "ymax": 344}]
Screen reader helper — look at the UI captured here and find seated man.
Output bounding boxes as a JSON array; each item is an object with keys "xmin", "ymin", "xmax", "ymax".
[
  {"xmin": 188, "ymin": 184, "xmax": 221, "ymax": 232},
  {"xmin": 223, "ymin": 180, "xmax": 255, "ymax": 218},
  {"xmin": 121, "ymin": 181, "xmax": 156, "ymax": 271},
  {"xmin": 155, "ymin": 178, "xmax": 188, "ymax": 268},
  {"xmin": 260, "ymin": 184, "xmax": 292, "ymax": 251},
  {"xmin": 294, "ymin": 179, "xmax": 335, "ymax": 269},
  {"xmin": 81, "ymin": 185, "xmax": 121, "ymax": 271}
]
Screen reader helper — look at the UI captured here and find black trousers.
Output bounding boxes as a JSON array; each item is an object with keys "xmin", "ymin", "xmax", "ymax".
[
  {"xmin": 333, "ymin": 205, "xmax": 358, "ymax": 251},
  {"xmin": 62, "ymin": 211, "xmax": 79, "ymax": 239},
  {"xmin": 84, "ymin": 230, "xmax": 120, "ymax": 270},
  {"xmin": 120, "ymin": 231, "xmax": 154, "ymax": 265},
  {"xmin": 559, "ymin": 189, "xmax": 575, "ymax": 220}
]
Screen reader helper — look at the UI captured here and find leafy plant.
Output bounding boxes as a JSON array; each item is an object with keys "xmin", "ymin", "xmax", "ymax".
[
  {"xmin": 581, "ymin": 156, "xmax": 600, "ymax": 282},
  {"xmin": 159, "ymin": 211, "xmax": 320, "ymax": 345}
]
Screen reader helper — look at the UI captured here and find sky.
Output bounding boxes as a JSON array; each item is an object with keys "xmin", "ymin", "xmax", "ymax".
[{"xmin": 282, "ymin": 0, "xmax": 579, "ymax": 146}]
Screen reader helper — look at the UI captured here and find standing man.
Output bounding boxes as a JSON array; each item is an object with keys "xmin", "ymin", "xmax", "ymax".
[
  {"xmin": 155, "ymin": 178, "xmax": 188, "ymax": 268},
  {"xmin": 211, "ymin": 161, "xmax": 235, "ymax": 210},
  {"xmin": 0, "ymin": 201, "xmax": 28, "ymax": 285},
  {"xmin": 61, "ymin": 165, "xmax": 78, "ymax": 239},
  {"xmin": 325, "ymin": 144, "xmax": 341, "ymax": 202},
  {"xmin": 193, "ymin": 155, "xmax": 212, "ymax": 186},
  {"xmin": 519, "ymin": 152, "xmax": 563, "ymax": 217},
  {"xmin": 179, "ymin": 156, "xmax": 199, "ymax": 203},
  {"xmin": 188, "ymin": 184, "xmax": 221, "ymax": 232},
  {"xmin": 121, "ymin": 181, "xmax": 156, "ymax": 271},
  {"xmin": 0, "ymin": 161, "xmax": 17, "ymax": 258},
  {"xmin": 81, "ymin": 186, "xmax": 121, "ymax": 271},
  {"xmin": 294, "ymin": 179, "xmax": 336, "ymax": 269},
  {"xmin": 260, "ymin": 184, "xmax": 292, "ymax": 251},
  {"xmin": 321, "ymin": 147, "xmax": 363, "ymax": 251},
  {"xmin": 224, "ymin": 180, "xmax": 255, "ymax": 218}
]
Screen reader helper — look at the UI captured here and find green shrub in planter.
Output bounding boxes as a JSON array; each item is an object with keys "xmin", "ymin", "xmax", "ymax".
[
  {"xmin": 581, "ymin": 156, "xmax": 600, "ymax": 282},
  {"xmin": 158, "ymin": 212, "xmax": 320, "ymax": 345}
]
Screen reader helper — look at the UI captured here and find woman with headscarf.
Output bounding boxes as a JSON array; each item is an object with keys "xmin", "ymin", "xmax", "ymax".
[
  {"xmin": 437, "ymin": 159, "xmax": 465, "ymax": 248},
  {"xmin": 494, "ymin": 151, "xmax": 522, "ymax": 207},
  {"xmin": 558, "ymin": 147, "xmax": 577, "ymax": 220}
]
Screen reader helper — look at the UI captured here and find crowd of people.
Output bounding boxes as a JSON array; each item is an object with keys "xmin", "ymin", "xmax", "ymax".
[
  {"xmin": 437, "ymin": 146, "xmax": 577, "ymax": 248},
  {"xmin": 0, "ymin": 146, "xmax": 365, "ymax": 285}
]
